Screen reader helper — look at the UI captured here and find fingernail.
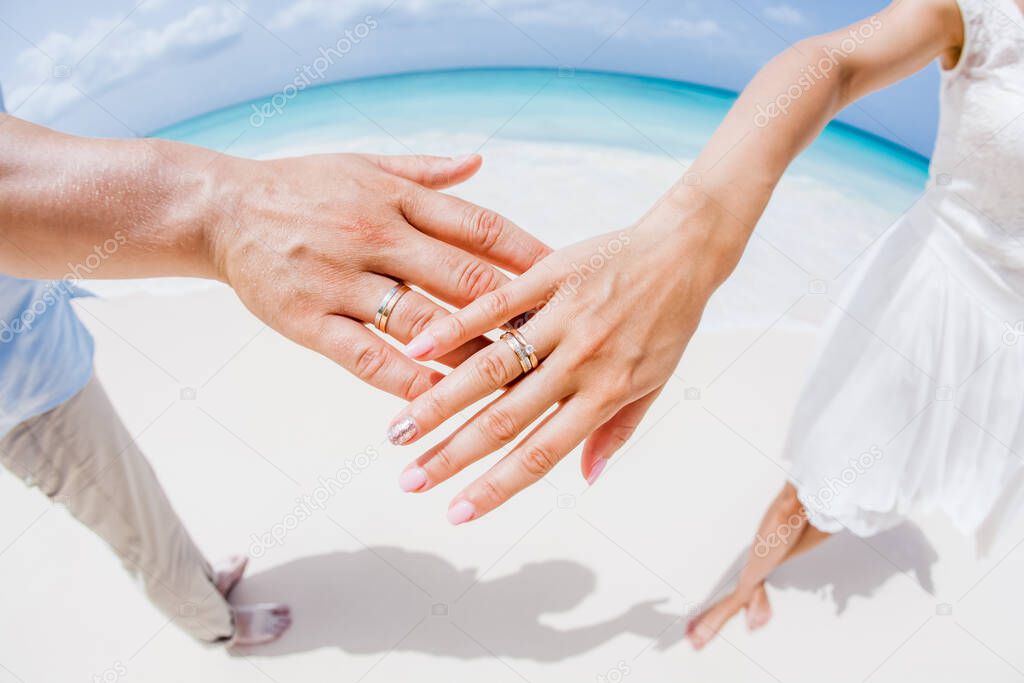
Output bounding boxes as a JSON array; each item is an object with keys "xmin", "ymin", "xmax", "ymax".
[
  {"xmin": 387, "ymin": 416, "xmax": 418, "ymax": 445},
  {"xmin": 447, "ymin": 500, "xmax": 475, "ymax": 525},
  {"xmin": 451, "ymin": 154, "xmax": 475, "ymax": 165},
  {"xmin": 404, "ymin": 332, "xmax": 435, "ymax": 359},
  {"xmin": 399, "ymin": 467, "xmax": 428, "ymax": 492},
  {"xmin": 586, "ymin": 458, "xmax": 608, "ymax": 486}
]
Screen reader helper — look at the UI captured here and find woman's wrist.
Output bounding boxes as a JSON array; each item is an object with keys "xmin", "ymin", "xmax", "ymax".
[{"xmin": 633, "ymin": 185, "xmax": 751, "ymax": 296}]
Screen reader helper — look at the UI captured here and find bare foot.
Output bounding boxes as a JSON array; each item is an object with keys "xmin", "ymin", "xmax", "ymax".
[
  {"xmin": 229, "ymin": 604, "xmax": 292, "ymax": 647},
  {"xmin": 687, "ymin": 594, "xmax": 744, "ymax": 650},
  {"xmin": 214, "ymin": 555, "xmax": 249, "ymax": 597},
  {"xmin": 745, "ymin": 584, "xmax": 772, "ymax": 631}
]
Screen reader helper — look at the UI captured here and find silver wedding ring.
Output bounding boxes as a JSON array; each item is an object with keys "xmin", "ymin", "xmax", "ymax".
[
  {"xmin": 501, "ymin": 327, "xmax": 538, "ymax": 375},
  {"xmin": 374, "ymin": 283, "xmax": 410, "ymax": 334}
]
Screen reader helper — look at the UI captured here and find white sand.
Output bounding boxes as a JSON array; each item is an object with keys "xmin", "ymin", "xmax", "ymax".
[
  {"xmin": 3, "ymin": 141, "xmax": 1021, "ymax": 680},
  {"xmin": 0, "ymin": 286, "xmax": 1021, "ymax": 682}
]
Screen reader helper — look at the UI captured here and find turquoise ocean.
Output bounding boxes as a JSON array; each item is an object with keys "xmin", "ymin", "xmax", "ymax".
[{"xmin": 135, "ymin": 68, "xmax": 932, "ymax": 329}]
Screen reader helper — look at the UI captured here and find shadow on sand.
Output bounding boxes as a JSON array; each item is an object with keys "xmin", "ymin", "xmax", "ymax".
[
  {"xmin": 702, "ymin": 521, "xmax": 939, "ymax": 616},
  {"xmin": 230, "ymin": 547, "xmax": 683, "ymax": 660},
  {"xmin": 232, "ymin": 524, "xmax": 937, "ymax": 657}
]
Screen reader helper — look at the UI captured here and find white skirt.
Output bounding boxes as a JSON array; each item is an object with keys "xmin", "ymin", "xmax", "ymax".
[{"xmin": 787, "ymin": 203, "xmax": 1024, "ymax": 554}]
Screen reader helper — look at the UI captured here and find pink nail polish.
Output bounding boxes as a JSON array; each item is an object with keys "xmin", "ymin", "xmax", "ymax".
[
  {"xmin": 387, "ymin": 417, "xmax": 418, "ymax": 445},
  {"xmin": 447, "ymin": 500, "xmax": 475, "ymax": 525},
  {"xmin": 404, "ymin": 332, "xmax": 435, "ymax": 359},
  {"xmin": 586, "ymin": 458, "xmax": 608, "ymax": 485},
  {"xmin": 399, "ymin": 467, "xmax": 428, "ymax": 492}
]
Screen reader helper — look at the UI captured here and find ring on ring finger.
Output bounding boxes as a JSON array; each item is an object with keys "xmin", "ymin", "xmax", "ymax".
[
  {"xmin": 501, "ymin": 327, "xmax": 538, "ymax": 374},
  {"xmin": 374, "ymin": 283, "xmax": 411, "ymax": 334}
]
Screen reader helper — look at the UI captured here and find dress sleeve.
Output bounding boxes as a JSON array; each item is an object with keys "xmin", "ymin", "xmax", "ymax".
[{"xmin": 949, "ymin": 0, "xmax": 1018, "ymax": 77}]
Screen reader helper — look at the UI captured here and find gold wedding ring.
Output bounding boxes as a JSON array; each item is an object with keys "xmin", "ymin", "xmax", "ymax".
[
  {"xmin": 374, "ymin": 283, "xmax": 410, "ymax": 334},
  {"xmin": 501, "ymin": 327, "xmax": 538, "ymax": 374}
]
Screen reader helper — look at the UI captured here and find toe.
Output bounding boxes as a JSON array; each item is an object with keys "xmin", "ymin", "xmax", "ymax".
[{"xmin": 216, "ymin": 556, "xmax": 249, "ymax": 596}]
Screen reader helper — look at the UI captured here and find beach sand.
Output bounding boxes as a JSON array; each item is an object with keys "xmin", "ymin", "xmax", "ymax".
[{"xmin": 1, "ymin": 286, "xmax": 1021, "ymax": 682}]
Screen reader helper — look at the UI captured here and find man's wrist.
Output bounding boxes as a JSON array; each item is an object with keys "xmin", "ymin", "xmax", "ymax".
[{"xmin": 141, "ymin": 138, "xmax": 236, "ymax": 282}]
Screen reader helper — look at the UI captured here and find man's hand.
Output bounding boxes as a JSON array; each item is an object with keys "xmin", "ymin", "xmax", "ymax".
[
  {"xmin": 0, "ymin": 115, "xmax": 550, "ymax": 398},
  {"xmin": 209, "ymin": 151, "xmax": 550, "ymax": 399}
]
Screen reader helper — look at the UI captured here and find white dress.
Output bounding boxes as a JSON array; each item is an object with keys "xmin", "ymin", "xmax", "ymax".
[{"xmin": 787, "ymin": 0, "xmax": 1024, "ymax": 554}]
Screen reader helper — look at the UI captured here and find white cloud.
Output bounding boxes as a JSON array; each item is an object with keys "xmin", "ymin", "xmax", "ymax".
[
  {"xmin": 490, "ymin": 0, "xmax": 629, "ymax": 29},
  {"xmin": 5, "ymin": 0, "xmax": 728, "ymax": 123},
  {"xmin": 659, "ymin": 17, "xmax": 722, "ymax": 38},
  {"xmin": 763, "ymin": 4, "xmax": 805, "ymax": 25},
  {"xmin": 268, "ymin": 0, "xmax": 381, "ymax": 31},
  {"xmin": 8, "ymin": 4, "xmax": 243, "ymax": 122},
  {"xmin": 269, "ymin": 0, "xmax": 628, "ymax": 32}
]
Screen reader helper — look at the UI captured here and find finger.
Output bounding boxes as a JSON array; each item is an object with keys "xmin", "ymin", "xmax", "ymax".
[
  {"xmin": 308, "ymin": 315, "xmax": 442, "ymax": 400},
  {"xmin": 347, "ymin": 274, "xmax": 489, "ymax": 368},
  {"xmin": 447, "ymin": 398, "xmax": 607, "ymax": 524},
  {"xmin": 580, "ymin": 386, "xmax": 664, "ymax": 484},
  {"xmin": 386, "ymin": 318, "xmax": 559, "ymax": 445},
  {"xmin": 401, "ymin": 187, "xmax": 551, "ymax": 274},
  {"xmin": 403, "ymin": 269, "xmax": 553, "ymax": 361},
  {"xmin": 361, "ymin": 153, "xmax": 482, "ymax": 189},
  {"xmin": 384, "ymin": 230, "xmax": 516, "ymax": 309},
  {"xmin": 397, "ymin": 367, "xmax": 568, "ymax": 493}
]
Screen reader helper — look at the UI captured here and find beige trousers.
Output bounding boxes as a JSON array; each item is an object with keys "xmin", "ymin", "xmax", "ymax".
[{"xmin": 0, "ymin": 376, "xmax": 234, "ymax": 642}]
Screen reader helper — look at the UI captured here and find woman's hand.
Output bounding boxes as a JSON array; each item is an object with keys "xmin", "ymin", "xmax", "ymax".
[
  {"xmin": 209, "ymin": 151, "xmax": 550, "ymax": 400},
  {"xmin": 367, "ymin": 0, "xmax": 965, "ymax": 523},
  {"xmin": 386, "ymin": 191, "xmax": 744, "ymax": 523}
]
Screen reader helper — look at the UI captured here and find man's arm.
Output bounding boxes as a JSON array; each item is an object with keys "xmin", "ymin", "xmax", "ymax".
[
  {"xmin": 0, "ymin": 113, "xmax": 551, "ymax": 400},
  {"xmin": 0, "ymin": 115, "xmax": 218, "ymax": 279}
]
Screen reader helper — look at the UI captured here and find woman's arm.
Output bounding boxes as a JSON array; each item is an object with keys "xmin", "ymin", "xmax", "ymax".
[
  {"xmin": 676, "ymin": 0, "xmax": 963, "ymax": 261},
  {"xmin": 0, "ymin": 114, "xmax": 550, "ymax": 399},
  {"xmin": 386, "ymin": 0, "xmax": 965, "ymax": 524}
]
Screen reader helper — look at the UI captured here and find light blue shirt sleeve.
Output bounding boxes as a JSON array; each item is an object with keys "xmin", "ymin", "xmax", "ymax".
[{"xmin": 0, "ymin": 83, "xmax": 96, "ymax": 437}]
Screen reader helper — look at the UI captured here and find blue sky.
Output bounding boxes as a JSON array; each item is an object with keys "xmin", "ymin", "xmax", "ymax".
[{"xmin": 0, "ymin": 0, "xmax": 941, "ymax": 156}]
